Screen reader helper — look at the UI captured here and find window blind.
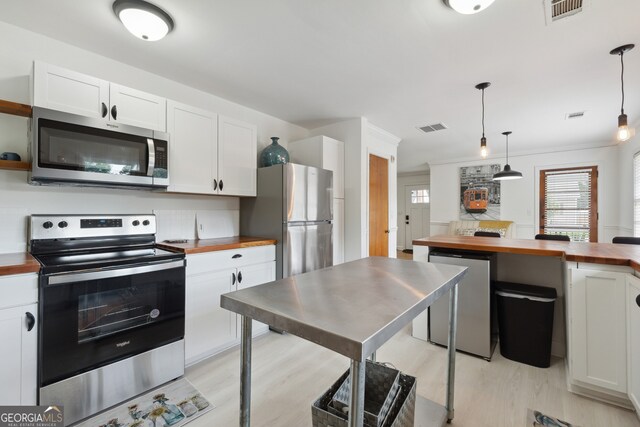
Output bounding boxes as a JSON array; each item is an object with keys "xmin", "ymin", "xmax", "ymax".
[
  {"xmin": 541, "ymin": 167, "xmax": 597, "ymax": 242},
  {"xmin": 634, "ymin": 153, "xmax": 640, "ymax": 237}
]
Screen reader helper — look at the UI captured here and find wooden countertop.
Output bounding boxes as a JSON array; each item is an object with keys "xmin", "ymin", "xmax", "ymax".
[
  {"xmin": 0, "ymin": 253, "xmax": 41, "ymax": 276},
  {"xmin": 414, "ymin": 235, "xmax": 640, "ymax": 270},
  {"xmin": 157, "ymin": 236, "xmax": 276, "ymax": 255}
]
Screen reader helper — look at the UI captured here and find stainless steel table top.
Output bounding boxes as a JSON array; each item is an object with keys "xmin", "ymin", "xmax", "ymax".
[{"xmin": 221, "ymin": 256, "xmax": 467, "ymax": 362}]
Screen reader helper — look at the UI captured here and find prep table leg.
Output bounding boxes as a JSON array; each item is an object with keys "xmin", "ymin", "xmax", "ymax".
[
  {"xmin": 348, "ymin": 359, "xmax": 365, "ymax": 427},
  {"xmin": 240, "ymin": 315, "xmax": 252, "ymax": 427},
  {"xmin": 445, "ymin": 282, "xmax": 459, "ymax": 423}
]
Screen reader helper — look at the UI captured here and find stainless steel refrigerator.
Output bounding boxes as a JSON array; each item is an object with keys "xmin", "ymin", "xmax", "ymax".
[{"xmin": 240, "ymin": 163, "xmax": 333, "ymax": 279}]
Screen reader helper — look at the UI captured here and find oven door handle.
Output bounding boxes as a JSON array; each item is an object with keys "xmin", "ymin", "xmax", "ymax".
[{"xmin": 47, "ymin": 260, "xmax": 184, "ymax": 285}]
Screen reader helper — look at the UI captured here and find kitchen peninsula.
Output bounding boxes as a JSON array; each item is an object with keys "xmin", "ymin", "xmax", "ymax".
[{"xmin": 412, "ymin": 235, "xmax": 640, "ymax": 415}]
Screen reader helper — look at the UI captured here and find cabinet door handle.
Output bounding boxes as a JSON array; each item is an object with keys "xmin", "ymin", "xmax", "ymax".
[
  {"xmin": 238, "ymin": 271, "xmax": 243, "ymax": 283},
  {"xmin": 636, "ymin": 294, "xmax": 640, "ymax": 308},
  {"xmin": 232, "ymin": 254, "xmax": 242, "ymax": 259},
  {"xmin": 25, "ymin": 312, "xmax": 35, "ymax": 332},
  {"xmin": 219, "ymin": 180, "xmax": 224, "ymax": 191},
  {"xmin": 232, "ymin": 272, "xmax": 236, "ymax": 286},
  {"xmin": 111, "ymin": 105, "xmax": 118, "ymax": 120},
  {"xmin": 101, "ymin": 102, "xmax": 108, "ymax": 118},
  {"xmin": 213, "ymin": 179, "xmax": 218, "ymax": 191}
]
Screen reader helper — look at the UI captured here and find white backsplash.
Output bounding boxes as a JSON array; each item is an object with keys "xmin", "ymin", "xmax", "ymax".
[
  {"xmin": 0, "ymin": 208, "xmax": 29, "ymax": 253},
  {"xmin": 196, "ymin": 210, "xmax": 239, "ymax": 239},
  {"xmin": 154, "ymin": 209, "xmax": 239, "ymax": 243}
]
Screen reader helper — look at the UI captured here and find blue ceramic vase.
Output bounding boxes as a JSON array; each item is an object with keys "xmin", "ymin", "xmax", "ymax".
[{"xmin": 259, "ymin": 137, "xmax": 289, "ymax": 167}]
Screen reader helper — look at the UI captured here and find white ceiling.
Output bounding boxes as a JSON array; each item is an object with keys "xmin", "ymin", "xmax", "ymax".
[{"xmin": 1, "ymin": 0, "xmax": 639, "ymax": 172}]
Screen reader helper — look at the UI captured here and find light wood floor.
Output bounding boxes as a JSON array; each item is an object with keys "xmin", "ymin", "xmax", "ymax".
[{"xmin": 185, "ymin": 326, "xmax": 639, "ymax": 427}]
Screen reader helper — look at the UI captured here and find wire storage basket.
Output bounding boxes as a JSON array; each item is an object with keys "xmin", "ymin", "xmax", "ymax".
[{"xmin": 311, "ymin": 362, "xmax": 416, "ymax": 427}]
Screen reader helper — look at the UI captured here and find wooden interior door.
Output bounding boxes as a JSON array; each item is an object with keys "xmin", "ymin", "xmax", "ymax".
[{"xmin": 369, "ymin": 154, "xmax": 389, "ymax": 257}]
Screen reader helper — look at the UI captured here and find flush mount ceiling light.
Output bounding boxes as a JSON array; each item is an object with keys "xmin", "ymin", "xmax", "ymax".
[
  {"xmin": 493, "ymin": 131, "xmax": 523, "ymax": 181},
  {"xmin": 610, "ymin": 44, "xmax": 635, "ymax": 142},
  {"xmin": 475, "ymin": 82, "xmax": 490, "ymax": 159},
  {"xmin": 443, "ymin": 0, "xmax": 496, "ymax": 14},
  {"xmin": 113, "ymin": 0, "xmax": 174, "ymax": 41}
]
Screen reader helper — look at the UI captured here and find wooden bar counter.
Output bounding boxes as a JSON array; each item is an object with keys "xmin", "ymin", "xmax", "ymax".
[{"xmin": 414, "ymin": 235, "xmax": 640, "ymax": 271}]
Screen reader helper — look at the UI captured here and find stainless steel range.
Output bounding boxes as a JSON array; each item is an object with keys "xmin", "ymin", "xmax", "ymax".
[{"xmin": 29, "ymin": 214, "xmax": 186, "ymax": 426}]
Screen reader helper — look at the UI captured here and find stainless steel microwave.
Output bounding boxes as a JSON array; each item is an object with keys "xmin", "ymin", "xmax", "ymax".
[{"xmin": 30, "ymin": 107, "xmax": 169, "ymax": 189}]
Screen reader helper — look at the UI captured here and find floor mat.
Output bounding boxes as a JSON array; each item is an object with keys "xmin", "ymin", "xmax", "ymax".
[
  {"xmin": 527, "ymin": 409, "xmax": 579, "ymax": 427},
  {"xmin": 74, "ymin": 377, "xmax": 213, "ymax": 427}
]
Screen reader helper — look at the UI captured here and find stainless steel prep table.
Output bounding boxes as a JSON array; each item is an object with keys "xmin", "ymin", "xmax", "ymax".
[{"xmin": 220, "ymin": 256, "xmax": 467, "ymax": 427}]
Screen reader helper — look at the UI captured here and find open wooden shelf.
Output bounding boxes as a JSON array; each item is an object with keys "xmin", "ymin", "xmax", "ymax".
[
  {"xmin": 0, "ymin": 98, "xmax": 33, "ymax": 171},
  {"xmin": 0, "ymin": 99, "xmax": 32, "ymax": 118},
  {"xmin": 0, "ymin": 159, "xmax": 30, "ymax": 171}
]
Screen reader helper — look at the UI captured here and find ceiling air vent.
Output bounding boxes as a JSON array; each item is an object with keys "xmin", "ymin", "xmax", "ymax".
[
  {"xmin": 566, "ymin": 111, "xmax": 585, "ymax": 119},
  {"xmin": 548, "ymin": 0, "xmax": 583, "ymax": 22},
  {"xmin": 418, "ymin": 123, "xmax": 447, "ymax": 134}
]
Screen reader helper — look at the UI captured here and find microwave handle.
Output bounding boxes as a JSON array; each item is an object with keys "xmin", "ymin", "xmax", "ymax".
[{"xmin": 147, "ymin": 138, "xmax": 156, "ymax": 177}]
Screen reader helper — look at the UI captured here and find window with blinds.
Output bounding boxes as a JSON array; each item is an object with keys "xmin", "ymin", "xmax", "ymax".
[
  {"xmin": 634, "ymin": 153, "xmax": 640, "ymax": 237},
  {"xmin": 539, "ymin": 166, "xmax": 598, "ymax": 242}
]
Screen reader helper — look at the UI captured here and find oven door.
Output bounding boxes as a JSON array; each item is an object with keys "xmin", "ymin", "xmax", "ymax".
[{"xmin": 39, "ymin": 259, "xmax": 185, "ymax": 387}]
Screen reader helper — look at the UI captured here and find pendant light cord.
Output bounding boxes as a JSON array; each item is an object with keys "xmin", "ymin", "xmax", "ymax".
[
  {"xmin": 481, "ymin": 88, "xmax": 486, "ymax": 137},
  {"xmin": 505, "ymin": 134, "xmax": 509, "ymax": 163},
  {"xmin": 621, "ymin": 52, "xmax": 625, "ymax": 114}
]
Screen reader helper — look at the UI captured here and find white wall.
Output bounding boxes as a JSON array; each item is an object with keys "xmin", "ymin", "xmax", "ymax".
[
  {"xmin": 429, "ymin": 145, "xmax": 620, "ymax": 242},
  {"xmin": 309, "ymin": 119, "xmax": 364, "ymax": 261},
  {"xmin": 0, "ymin": 22, "xmax": 308, "ymax": 254},
  {"xmin": 397, "ymin": 173, "xmax": 430, "ymax": 249},
  {"xmin": 309, "ymin": 118, "xmax": 399, "ymax": 260},
  {"xmin": 616, "ymin": 130, "xmax": 639, "ymax": 237}
]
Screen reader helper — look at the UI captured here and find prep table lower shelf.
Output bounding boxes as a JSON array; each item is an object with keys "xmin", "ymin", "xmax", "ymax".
[{"xmin": 221, "ymin": 256, "xmax": 468, "ymax": 427}]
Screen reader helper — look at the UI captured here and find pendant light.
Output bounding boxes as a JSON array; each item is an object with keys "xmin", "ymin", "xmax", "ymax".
[
  {"xmin": 610, "ymin": 44, "xmax": 635, "ymax": 142},
  {"xmin": 443, "ymin": 0, "xmax": 496, "ymax": 14},
  {"xmin": 113, "ymin": 0, "xmax": 174, "ymax": 41},
  {"xmin": 493, "ymin": 131, "xmax": 522, "ymax": 181},
  {"xmin": 476, "ymin": 82, "xmax": 490, "ymax": 158}
]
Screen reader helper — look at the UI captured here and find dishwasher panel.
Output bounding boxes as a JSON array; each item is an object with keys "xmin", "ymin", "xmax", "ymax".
[{"xmin": 429, "ymin": 251, "xmax": 497, "ymax": 359}]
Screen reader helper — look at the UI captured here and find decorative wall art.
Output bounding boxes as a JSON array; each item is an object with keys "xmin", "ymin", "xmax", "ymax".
[{"xmin": 459, "ymin": 164, "xmax": 501, "ymax": 220}]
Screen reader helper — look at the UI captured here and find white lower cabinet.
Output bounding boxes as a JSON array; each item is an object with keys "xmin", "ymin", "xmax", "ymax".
[
  {"xmin": 0, "ymin": 274, "xmax": 38, "ymax": 405},
  {"xmin": 185, "ymin": 246, "xmax": 275, "ymax": 366},
  {"xmin": 627, "ymin": 274, "xmax": 640, "ymax": 416},
  {"xmin": 235, "ymin": 262, "xmax": 275, "ymax": 337},
  {"xmin": 568, "ymin": 266, "xmax": 628, "ymax": 394},
  {"xmin": 185, "ymin": 268, "xmax": 235, "ymax": 365}
]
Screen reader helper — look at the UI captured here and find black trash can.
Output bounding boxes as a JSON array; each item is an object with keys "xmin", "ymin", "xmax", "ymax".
[{"xmin": 494, "ymin": 281, "xmax": 557, "ymax": 368}]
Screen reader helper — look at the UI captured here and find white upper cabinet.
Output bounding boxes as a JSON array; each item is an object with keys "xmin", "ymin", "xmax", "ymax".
[
  {"xmin": 289, "ymin": 135, "xmax": 345, "ymax": 199},
  {"xmin": 627, "ymin": 274, "xmax": 640, "ymax": 416},
  {"xmin": 33, "ymin": 62, "xmax": 109, "ymax": 119},
  {"xmin": 33, "ymin": 61, "xmax": 167, "ymax": 132},
  {"xmin": 217, "ymin": 115, "xmax": 257, "ymax": 197},
  {"xmin": 167, "ymin": 101, "xmax": 218, "ymax": 194},
  {"xmin": 109, "ymin": 83, "xmax": 166, "ymax": 131},
  {"xmin": 569, "ymin": 267, "xmax": 627, "ymax": 393}
]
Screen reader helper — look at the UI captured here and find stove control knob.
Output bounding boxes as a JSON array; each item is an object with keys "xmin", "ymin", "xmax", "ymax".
[
  {"xmin": 43, "ymin": 221, "xmax": 53, "ymax": 229},
  {"xmin": 143, "ymin": 220, "xmax": 150, "ymax": 226},
  {"xmin": 132, "ymin": 220, "xmax": 140, "ymax": 226},
  {"xmin": 58, "ymin": 221, "xmax": 68, "ymax": 228}
]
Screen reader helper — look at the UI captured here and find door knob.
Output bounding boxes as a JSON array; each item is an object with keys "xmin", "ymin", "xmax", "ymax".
[{"xmin": 384, "ymin": 230, "xmax": 390, "ymax": 234}]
